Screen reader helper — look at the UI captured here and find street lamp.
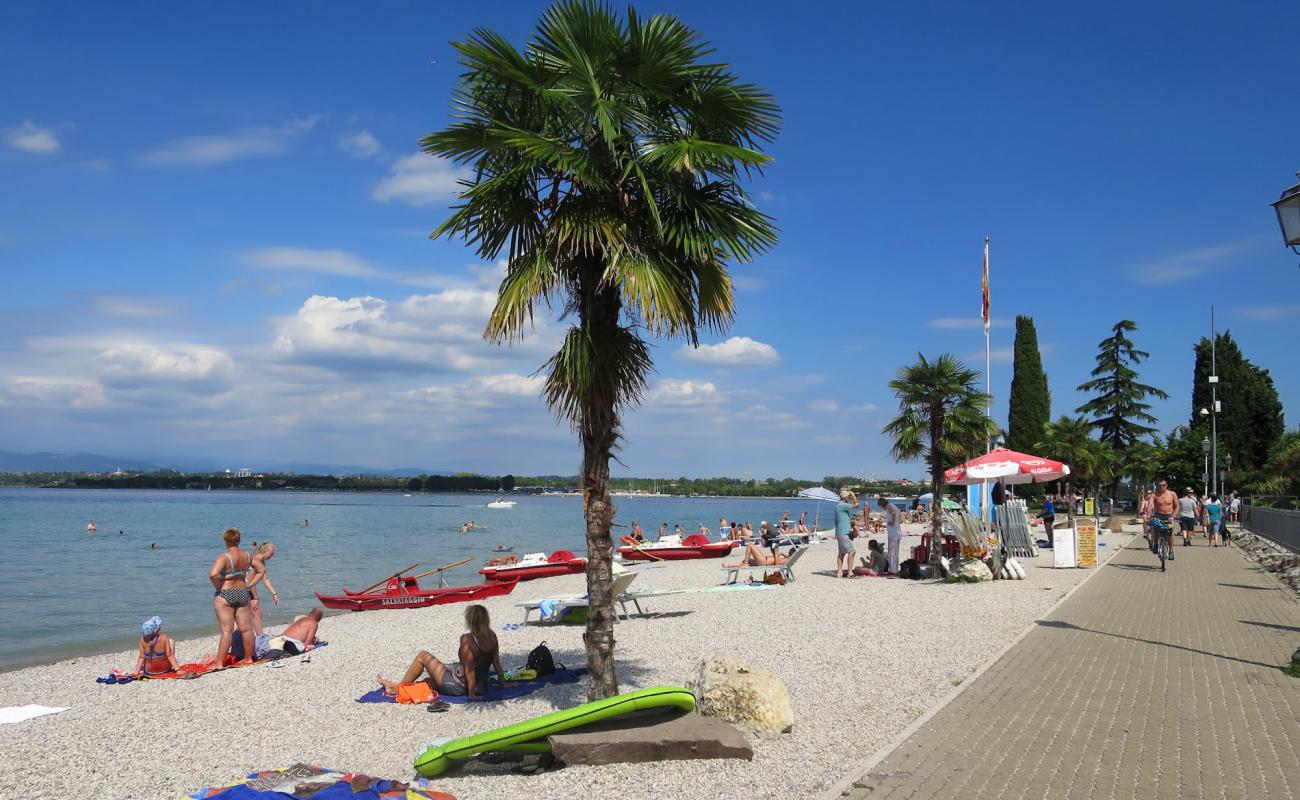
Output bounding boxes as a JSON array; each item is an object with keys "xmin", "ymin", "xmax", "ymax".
[
  {"xmin": 1273, "ymin": 171, "xmax": 1300, "ymax": 255},
  {"xmin": 1201, "ymin": 436, "xmax": 1211, "ymax": 497},
  {"xmin": 1223, "ymin": 453, "xmax": 1233, "ymax": 497}
]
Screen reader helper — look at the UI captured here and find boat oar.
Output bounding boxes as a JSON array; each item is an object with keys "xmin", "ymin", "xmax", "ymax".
[
  {"xmin": 408, "ymin": 557, "xmax": 473, "ymax": 582},
  {"xmin": 358, "ymin": 562, "xmax": 422, "ymax": 595}
]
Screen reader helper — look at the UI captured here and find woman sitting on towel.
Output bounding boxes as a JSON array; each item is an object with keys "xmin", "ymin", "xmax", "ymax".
[
  {"xmin": 853, "ymin": 539, "xmax": 890, "ymax": 575},
  {"xmin": 376, "ymin": 604, "xmax": 513, "ymax": 700},
  {"xmin": 135, "ymin": 615, "xmax": 180, "ymax": 676},
  {"xmin": 724, "ymin": 541, "xmax": 790, "ymax": 568}
]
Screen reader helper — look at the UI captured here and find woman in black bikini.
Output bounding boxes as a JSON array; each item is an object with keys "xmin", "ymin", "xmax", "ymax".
[
  {"xmin": 375, "ymin": 605, "xmax": 513, "ymax": 700},
  {"xmin": 208, "ymin": 527, "xmax": 265, "ymax": 668}
]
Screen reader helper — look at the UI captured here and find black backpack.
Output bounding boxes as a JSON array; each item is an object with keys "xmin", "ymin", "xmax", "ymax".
[
  {"xmin": 526, "ymin": 641, "xmax": 558, "ymax": 676},
  {"xmin": 898, "ymin": 558, "xmax": 923, "ymax": 580}
]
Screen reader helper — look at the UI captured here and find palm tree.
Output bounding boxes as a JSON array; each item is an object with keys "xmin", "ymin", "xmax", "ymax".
[
  {"xmin": 1035, "ymin": 416, "xmax": 1098, "ymax": 522},
  {"xmin": 883, "ymin": 354, "xmax": 994, "ymax": 563},
  {"xmin": 423, "ymin": 2, "xmax": 779, "ymax": 699}
]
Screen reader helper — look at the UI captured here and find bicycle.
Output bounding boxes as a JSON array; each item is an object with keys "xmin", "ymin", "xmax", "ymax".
[{"xmin": 1150, "ymin": 517, "xmax": 1173, "ymax": 572}]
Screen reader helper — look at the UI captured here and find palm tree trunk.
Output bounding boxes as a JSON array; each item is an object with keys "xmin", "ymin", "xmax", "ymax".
[
  {"xmin": 579, "ymin": 281, "xmax": 621, "ymax": 701},
  {"xmin": 580, "ymin": 422, "xmax": 618, "ymax": 700}
]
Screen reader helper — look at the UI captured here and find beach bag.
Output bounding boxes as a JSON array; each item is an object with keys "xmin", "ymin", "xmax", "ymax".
[
  {"xmin": 395, "ymin": 681, "xmax": 437, "ymax": 705},
  {"xmin": 526, "ymin": 641, "xmax": 557, "ymax": 676},
  {"xmin": 898, "ymin": 559, "xmax": 922, "ymax": 580},
  {"xmin": 763, "ymin": 570, "xmax": 786, "ymax": 585}
]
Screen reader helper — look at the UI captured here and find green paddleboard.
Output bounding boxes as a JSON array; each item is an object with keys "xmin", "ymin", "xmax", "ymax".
[{"xmin": 414, "ymin": 685, "xmax": 696, "ymax": 777}]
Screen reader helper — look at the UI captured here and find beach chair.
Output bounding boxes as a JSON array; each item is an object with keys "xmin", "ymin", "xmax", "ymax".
[
  {"xmin": 518, "ymin": 571, "xmax": 667, "ymax": 625},
  {"xmin": 720, "ymin": 545, "xmax": 808, "ymax": 585}
]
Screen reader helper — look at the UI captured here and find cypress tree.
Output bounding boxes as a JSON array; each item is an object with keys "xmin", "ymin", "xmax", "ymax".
[{"xmin": 1006, "ymin": 315, "xmax": 1051, "ymax": 454}]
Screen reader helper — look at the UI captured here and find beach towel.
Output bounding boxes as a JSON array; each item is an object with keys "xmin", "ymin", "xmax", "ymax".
[
  {"xmin": 0, "ymin": 705, "xmax": 68, "ymax": 724},
  {"xmin": 356, "ymin": 667, "xmax": 586, "ymax": 706},
  {"xmin": 96, "ymin": 642, "xmax": 327, "ymax": 684},
  {"xmin": 182, "ymin": 762, "xmax": 454, "ymax": 799}
]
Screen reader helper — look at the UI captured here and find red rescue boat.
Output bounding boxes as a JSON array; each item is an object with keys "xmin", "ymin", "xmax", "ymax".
[
  {"xmin": 316, "ymin": 559, "xmax": 518, "ymax": 611},
  {"xmin": 479, "ymin": 549, "xmax": 586, "ymax": 582},
  {"xmin": 618, "ymin": 534, "xmax": 736, "ymax": 561}
]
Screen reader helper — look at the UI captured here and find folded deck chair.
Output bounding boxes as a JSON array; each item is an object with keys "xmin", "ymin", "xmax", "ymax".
[
  {"xmin": 518, "ymin": 571, "xmax": 647, "ymax": 625},
  {"xmin": 720, "ymin": 545, "xmax": 808, "ymax": 585}
]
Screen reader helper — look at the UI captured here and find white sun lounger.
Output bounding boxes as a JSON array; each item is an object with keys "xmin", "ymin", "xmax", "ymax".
[
  {"xmin": 720, "ymin": 545, "xmax": 808, "ymax": 585},
  {"xmin": 518, "ymin": 571, "xmax": 660, "ymax": 625}
]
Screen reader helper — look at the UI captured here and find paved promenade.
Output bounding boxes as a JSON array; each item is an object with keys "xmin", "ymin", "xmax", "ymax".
[{"xmin": 842, "ymin": 535, "xmax": 1300, "ymax": 800}]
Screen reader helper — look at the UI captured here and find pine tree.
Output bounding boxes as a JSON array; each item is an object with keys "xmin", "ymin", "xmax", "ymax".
[
  {"xmin": 1006, "ymin": 315, "xmax": 1051, "ymax": 454},
  {"xmin": 1190, "ymin": 332, "xmax": 1284, "ymax": 472},
  {"xmin": 1076, "ymin": 320, "xmax": 1169, "ymax": 449}
]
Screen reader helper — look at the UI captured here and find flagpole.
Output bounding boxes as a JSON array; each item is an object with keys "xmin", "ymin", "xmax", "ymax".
[{"xmin": 981, "ymin": 236, "xmax": 992, "ymax": 527}]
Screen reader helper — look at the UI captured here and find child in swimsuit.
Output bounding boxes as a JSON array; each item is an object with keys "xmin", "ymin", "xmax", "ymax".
[{"xmin": 135, "ymin": 616, "xmax": 180, "ymax": 676}]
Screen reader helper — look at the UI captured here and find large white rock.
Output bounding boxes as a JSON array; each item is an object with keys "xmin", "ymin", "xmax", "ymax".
[
  {"xmin": 947, "ymin": 557, "xmax": 993, "ymax": 582},
  {"xmin": 686, "ymin": 654, "xmax": 793, "ymax": 739}
]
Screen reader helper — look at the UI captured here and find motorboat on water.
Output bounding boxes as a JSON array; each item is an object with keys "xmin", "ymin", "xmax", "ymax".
[
  {"xmin": 479, "ymin": 549, "xmax": 586, "ymax": 582},
  {"xmin": 486, "ymin": 498, "xmax": 516, "ymax": 508},
  {"xmin": 617, "ymin": 533, "xmax": 736, "ymax": 561}
]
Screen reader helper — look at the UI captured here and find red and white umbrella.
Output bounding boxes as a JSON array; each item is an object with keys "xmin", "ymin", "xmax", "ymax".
[{"xmin": 944, "ymin": 447, "xmax": 1070, "ymax": 485}]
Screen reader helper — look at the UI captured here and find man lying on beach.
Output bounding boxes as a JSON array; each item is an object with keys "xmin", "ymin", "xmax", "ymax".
[
  {"xmin": 269, "ymin": 608, "xmax": 323, "ymax": 655},
  {"xmin": 725, "ymin": 542, "xmax": 789, "ymax": 568},
  {"xmin": 135, "ymin": 616, "xmax": 181, "ymax": 676},
  {"xmin": 375, "ymin": 604, "xmax": 513, "ymax": 700}
]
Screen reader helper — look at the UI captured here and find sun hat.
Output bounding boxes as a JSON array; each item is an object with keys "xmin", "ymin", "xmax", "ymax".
[{"xmin": 141, "ymin": 616, "xmax": 162, "ymax": 637}]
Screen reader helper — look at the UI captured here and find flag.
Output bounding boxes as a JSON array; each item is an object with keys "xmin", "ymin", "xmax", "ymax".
[{"xmin": 981, "ymin": 236, "xmax": 990, "ymax": 332}]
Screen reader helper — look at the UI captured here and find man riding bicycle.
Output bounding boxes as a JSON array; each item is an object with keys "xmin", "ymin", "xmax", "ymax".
[{"xmin": 1149, "ymin": 479, "xmax": 1178, "ymax": 562}]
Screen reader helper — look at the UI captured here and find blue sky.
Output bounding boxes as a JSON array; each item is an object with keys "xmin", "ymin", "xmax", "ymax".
[{"xmin": 2, "ymin": 1, "xmax": 1297, "ymax": 479}]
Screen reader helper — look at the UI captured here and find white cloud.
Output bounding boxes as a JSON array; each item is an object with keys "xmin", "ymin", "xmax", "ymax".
[
  {"xmin": 1240, "ymin": 304, "xmax": 1300, "ymax": 321},
  {"xmin": 272, "ymin": 290, "xmax": 503, "ymax": 374},
  {"xmin": 677, "ymin": 336, "xmax": 780, "ymax": 367},
  {"xmin": 97, "ymin": 343, "xmax": 235, "ymax": 391},
  {"xmin": 809, "ymin": 399, "xmax": 839, "ymax": 413},
  {"xmin": 240, "ymin": 247, "xmax": 383, "ymax": 278},
  {"xmin": 0, "ymin": 376, "xmax": 106, "ymax": 408},
  {"xmin": 967, "ymin": 346, "xmax": 1015, "ymax": 365},
  {"xmin": 372, "ymin": 153, "xmax": 469, "ymax": 206},
  {"xmin": 737, "ymin": 404, "xmax": 809, "ymax": 430},
  {"xmin": 928, "ymin": 316, "xmax": 1008, "ymax": 330},
  {"xmin": 339, "ymin": 129, "xmax": 381, "ymax": 158},
  {"xmin": 731, "ymin": 274, "xmax": 767, "ymax": 292},
  {"xmin": 847, "ymin": 403, "xmax": 879, "ymax": 413},
  {"xmin": 3, "ymin": 120, "xmax": 61, "ymax": 154},
  {"xmin": 1134, "ymin": 237, "xmax": 1264, "ymax": 285},
  {"xmin": 90, "ymin": 294, "xmax": 177, "ymax": 320},
  {"xmin": 143, "ymin": 115, "xmax": 321, "ymax": 166},
  {"xmin": 645, "ymin": 379, "xmax": 720, "ymax": 407}
]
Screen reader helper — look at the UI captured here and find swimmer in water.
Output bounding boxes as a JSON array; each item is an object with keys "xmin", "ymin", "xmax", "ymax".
[
  {"xmin": 87, "ymin": 520, "xmax": 97, "ymax": 534},
  {"xmin": 150, "ymin": 542, "xmax": 158, "ymax": 549},
  {"xmin": 303, "ymin": 519, "xmax": 309, "ymax": 528}
]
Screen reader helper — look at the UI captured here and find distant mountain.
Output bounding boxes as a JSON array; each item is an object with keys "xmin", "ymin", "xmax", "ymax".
[
  {"xmin": 0, "ymin": 450, "xmax": 454, "ymax": 477},
  {"xmin": 0, "ymin": 451, "xmax": 163, "ymax": 474}
]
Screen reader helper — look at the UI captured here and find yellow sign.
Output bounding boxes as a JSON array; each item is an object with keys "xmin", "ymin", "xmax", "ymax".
[{"xmin": 1075, "ymin": 520, "xmax": 1097, "ymax": 568}]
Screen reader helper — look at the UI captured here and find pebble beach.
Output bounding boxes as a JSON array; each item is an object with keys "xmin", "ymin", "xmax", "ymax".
[{"xmin": 0, "ymin": 524, "xmax": 1133, "ymax": 800}]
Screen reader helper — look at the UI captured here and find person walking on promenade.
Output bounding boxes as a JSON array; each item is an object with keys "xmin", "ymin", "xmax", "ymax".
[
  {"xmin": 878, "ymin": 495, "xmax": 904, "ymax": 573},
  {"xmin": 1177, "ymin": 488, "xmax": 1200, "ymax": 548},
  {"xmin": 1203, "ymin": 494, "xmax": 1224, "ymax": 547},
  {"xmin": 834, "ymin": 489, "xmax": 860, "ymax": 578}
]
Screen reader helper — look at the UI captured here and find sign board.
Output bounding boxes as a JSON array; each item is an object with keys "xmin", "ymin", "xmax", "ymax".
[
  {"xmin": 1074, "ymin": 520, "xmax": 1097, "ymax": 568},
  {"xmin": 1052, "ymin": 524, "xmax": 1076, "ymax": 568}
]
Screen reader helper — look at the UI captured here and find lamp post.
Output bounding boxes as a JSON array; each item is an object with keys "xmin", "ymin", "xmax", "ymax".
[
  {"xmin": 1201, "ymin": 436, "xmax": 1211, "ymax": 497},
  {"xmin": 1273, "ymin": 171, "xmax": 1300, "ymax": 259}
]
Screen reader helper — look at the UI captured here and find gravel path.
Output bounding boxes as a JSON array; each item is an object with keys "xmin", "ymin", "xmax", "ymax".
[{"xmin": 0, "ymin": 525, "xmax": 1130, "ymax": 799}]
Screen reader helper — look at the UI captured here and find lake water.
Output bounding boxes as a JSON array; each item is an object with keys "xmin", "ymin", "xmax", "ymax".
[{"xmin": 0, "ymin": 487, "xmax": 835, "ymax": 670}]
